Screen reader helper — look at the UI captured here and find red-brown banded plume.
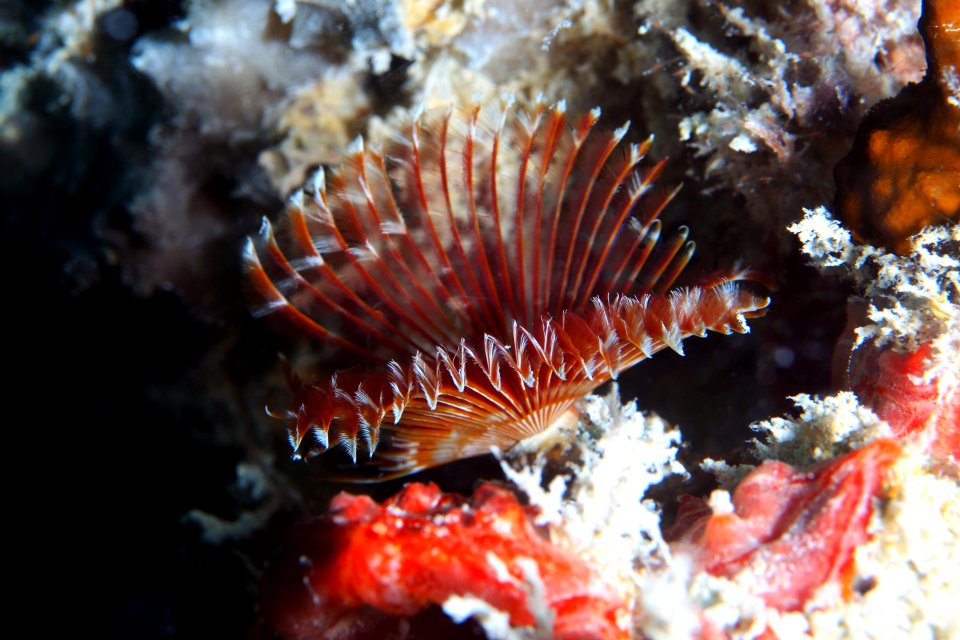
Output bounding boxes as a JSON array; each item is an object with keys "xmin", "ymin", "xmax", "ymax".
[{"xmin": 245, "ymin": 100, "xmax": 769, "ymax": 478}]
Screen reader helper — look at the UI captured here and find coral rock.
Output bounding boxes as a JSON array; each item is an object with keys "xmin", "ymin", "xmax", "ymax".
[
  {"xmin": 669, "ymin": 439, "xmax": 902, "ymax": 612},
  {"xmin": 261, "ymin": 482, "xmax": 628, "ymax": 640},
  {"xmin": 834, "ymin": 0, "xmax": 960, "ymax": 254}
]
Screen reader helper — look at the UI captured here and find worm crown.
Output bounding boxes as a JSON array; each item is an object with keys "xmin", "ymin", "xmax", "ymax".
[{"xmin": 246, "ymin": 101, "xmax": 769, "ymax": 478}]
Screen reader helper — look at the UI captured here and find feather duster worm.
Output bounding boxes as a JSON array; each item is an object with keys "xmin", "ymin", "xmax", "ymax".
[{"xmin": 246, "ymin": 101, "xmax": 769, "ymax": 477}]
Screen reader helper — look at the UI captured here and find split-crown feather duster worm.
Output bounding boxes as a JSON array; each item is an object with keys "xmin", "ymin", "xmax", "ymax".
[{"xmin": 246, "ymin": 101, "xmax": 769, "ymax": 478}]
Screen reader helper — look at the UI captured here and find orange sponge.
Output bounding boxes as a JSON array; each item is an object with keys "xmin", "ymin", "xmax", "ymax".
[{"xmin": 834, "ymin": 0, "xmax": 959, "ymax": 253}]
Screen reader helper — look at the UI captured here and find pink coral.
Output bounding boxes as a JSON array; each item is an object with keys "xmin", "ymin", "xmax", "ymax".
[
  {"xmin": 669, "ymin": 439, "xmax": 902, "ymax": 613},
  {"xmin": 848, "ymin": 340, "xmax": 960, "ymax": 463},
  {"xmin": 260, "ymin": 482, "xmax": 628, "ymax": 640}
]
